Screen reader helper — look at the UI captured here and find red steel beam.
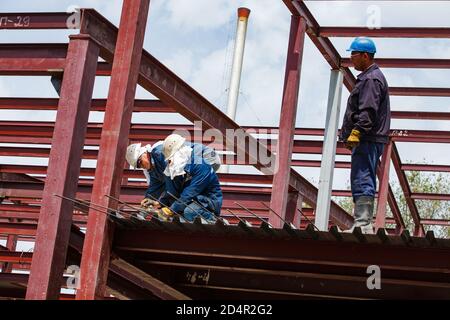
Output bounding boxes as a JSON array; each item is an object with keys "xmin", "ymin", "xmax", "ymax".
[
  {"xmin": 0, "ymin": 44, "xmax": 110, "ymax": 77},
  {"xmin": 319, "ymin": 27, "xmax": 450, "ymax": 38},
  {"xmin": 77, "ymin": 0, "xmax": 151, "ymax": 300},
  {"xmin": 0, "ymin": 180, "xmax": 318, "ymax": 215},
  {"xmin": 270, "ymin": 15, "xmax": 306, "ymax": 228},
  {"xmin": 0, "ymin": 222, "xmax": 37, "ymax": 236},
  {"xmin": 0, "ymin": 97, "xmax": 174, "ymax": 112},
  {"xmin": 391, "ymin": 111, "xmax": 450, "ymax": 121},
  {"xmin": 2, "ymin": 121, "xmax": 449, "ymax": 141},
  {"xmin": 26, "ymin": 35, "xmax": 100, "ymax": 300},
  {"xmin": 391, "ymin": 142, "xmax": 425, "ymax": 236},
  {"xmin": 0, "ymin": 211, "xmax": 88, "ymax": 224},
  {"xmin": 341, "ymin": 58, "xmax": 450, "ymax": 69},
  {"xmin": 2, "ymin": 139, "xmax": 448, "ymax": 169},
  {"xmin": 418, "ymin": 219, "xmax": 450, "ymax": 226},
  {"xmin": 109, "ymin": 258, "xmax": 190, "ymax": 300},
  {"xmin": 385, "ymin": 218, "xmax": 450, "ymax": 227},
  {"xmin": 2, "ymin": 219, "xmax": 18, "ymax": 272},
  {"xmin": 0, "ymin": 251, "xmax": 33, "ymax": 264},
  {"xmin": 401, "ymin": 164, "xmax": 450, "ymax": 173},
  {"xmin": 0, "ymin": 13, "xmax": 73, "ymax": 29},
  {"xmin": 375, "ymin": 141, "xmax": 392, "ymax": 231},
  {"xmin": 410, "ymin": 193, "xmax": 450, "ymax": 201},
  {"xmin": 387, "ymin": 184, "xmax": 405, "ymax": 233},
  {"xmin": 390, "ymin": 87, "xmax": 450, "ymax": 97},
  {"xmin": 0, "ymin": 44, "xmax": 66, "ymax": 75},
  {"xmin": 2, "ymin": 122, "xmax": 449, "ymax": 145},
  {"xmin": 0, "ymin": 164, "xmax": 274, "ymax": 185},
  {"xmin": 114, "ymin": 228, "xmax": 450, "ymax": 278}
]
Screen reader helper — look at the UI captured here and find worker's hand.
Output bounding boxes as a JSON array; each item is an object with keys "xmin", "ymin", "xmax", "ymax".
[
  {"xmin": 156, "ymin": 207, "xmax": 174, "ymax": 221},
  {"xmin": 152, "ymin": 201, "xmax": 161, "ymax": 209},
  {"xmin": 140, "ymin": 198, "xmax": 159, "ymax": 208},
  {"xmin": 345, "ymin": 129, "xmax": 361, "ymax": 150}
]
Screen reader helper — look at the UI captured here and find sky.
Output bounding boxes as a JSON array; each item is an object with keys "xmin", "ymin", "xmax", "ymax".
[{"xmin": 0, "ymin": 1, "xmax": 449, "ymax": 206}]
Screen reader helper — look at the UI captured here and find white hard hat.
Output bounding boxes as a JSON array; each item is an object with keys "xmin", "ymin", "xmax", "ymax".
[
  {"xmin": 126, "ymin": 143, "xmax": 149, "ymax": 169},
  {"xmin": 163, "ymin": 134, "xmax": 186, "ymax": 160}
]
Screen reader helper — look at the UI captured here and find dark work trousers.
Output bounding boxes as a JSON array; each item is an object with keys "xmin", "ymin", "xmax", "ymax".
[{"xmin": 351, "ymin": 141, "xmax": 385, "ymax": 202}]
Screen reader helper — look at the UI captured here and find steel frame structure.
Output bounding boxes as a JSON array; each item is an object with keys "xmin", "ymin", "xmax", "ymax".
[{"xmin": 0, "ymin": 0, "xmax": 449, "ymax": 299}]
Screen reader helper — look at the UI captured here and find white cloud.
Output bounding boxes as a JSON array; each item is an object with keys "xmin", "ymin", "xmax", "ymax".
[
  {"xmin": 162, "ymin": 49, "xmax": 194, "ymax": 82},
  {"xmin": 164, "ymin": 0, "xmax": 233, "ymax": 31},
  {"xmin": 190, "ymin": 47, "xmax": 229, "ymax": 105}
]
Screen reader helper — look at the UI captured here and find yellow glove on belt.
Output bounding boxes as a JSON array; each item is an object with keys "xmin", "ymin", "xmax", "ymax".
[{"xmin": 345, "ymin": 129, "xmax": 361, "ymax": 150}]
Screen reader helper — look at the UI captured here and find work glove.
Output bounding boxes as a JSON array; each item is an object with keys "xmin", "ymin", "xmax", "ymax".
[
  {"xmin": 156, "ymin": 207, "xmax": 174, "ymax": 222},
  {"xmin": 345, "ymin": 129, "xmax": 361, "ymax": 150},
  {"xmin": 140, "ymin": 198, "xmax": 160, "ymax": 208}
]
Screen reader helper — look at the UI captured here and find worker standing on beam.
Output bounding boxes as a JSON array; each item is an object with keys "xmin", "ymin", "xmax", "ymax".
[
  {"xmin": 339, "ymin": 37, "xmax": 391, "ymax": 234},
  {"xmin": 161, "ymin": 133, "xmax": 223, "ymax": 222}
]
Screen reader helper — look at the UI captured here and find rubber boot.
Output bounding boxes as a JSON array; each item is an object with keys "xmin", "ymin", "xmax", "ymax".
[{"xmin": 344, "ymin": 196, "xmax": 375, "ymax": 234}]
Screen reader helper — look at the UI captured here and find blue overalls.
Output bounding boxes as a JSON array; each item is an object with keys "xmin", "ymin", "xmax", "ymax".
[
  {"xmin": 144, "ymin": 143, "xmax": 223, "ymax": 221},
  {"xmin": 144, "ymin": 144, "xmax": 172, "ymax": 206},
  {"xmin": 166, "ymin": 144, "xmax": 223, "ymax": 222}
]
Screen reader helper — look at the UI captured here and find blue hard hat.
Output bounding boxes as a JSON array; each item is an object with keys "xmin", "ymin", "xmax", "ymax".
[{"xmin": 347, "ymin": 37, "xmax": 376, "ymax": 54}]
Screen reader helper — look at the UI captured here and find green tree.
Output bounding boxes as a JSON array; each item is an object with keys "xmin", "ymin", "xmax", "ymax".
[{"xmin": 335, "ymin": 170, "xmax": 450, "ymax": 238}]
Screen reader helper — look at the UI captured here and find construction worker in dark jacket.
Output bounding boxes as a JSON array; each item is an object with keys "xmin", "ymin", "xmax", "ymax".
[{"xmin": 339, "ymin": 37, "xmax": 391, "ymax": 234}]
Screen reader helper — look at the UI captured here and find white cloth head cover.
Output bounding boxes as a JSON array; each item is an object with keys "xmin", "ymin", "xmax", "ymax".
[{"xmin": 164, "ymin": 144, "xmax": 193, "ymax": 180}]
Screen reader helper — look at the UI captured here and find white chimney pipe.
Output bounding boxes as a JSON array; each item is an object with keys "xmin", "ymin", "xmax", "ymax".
[
  {"xmin": 221, "ymin": 8, "xmax": 250, "ymax": 175},
  {"xmin": 226, "ymin": 7, "xmax": 250, "ymax": 121}
]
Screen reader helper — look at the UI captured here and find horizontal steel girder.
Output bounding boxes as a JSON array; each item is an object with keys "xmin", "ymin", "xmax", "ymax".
[
  {"xmin": 341, "ymin": 58, "xmax": 450, "ymax": 69},
  {"xmin": 0, "ymin": 97, "xmax": 173, "ymax": 112},
  {"xmin": 319, "ymin": 27, "xmax": 450, "ymax": 38},
  {"xmin": 113, "ymin": 227, "xmax": 450, "ymax": 299}
]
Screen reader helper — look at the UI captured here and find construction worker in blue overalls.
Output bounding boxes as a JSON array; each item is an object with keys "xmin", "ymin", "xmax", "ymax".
[
  {"xmin": 125, "ymin": 134, "xmax": 222, "ymax": 222},
  {"xmin": 161, "ymin": 134, "xmax": 223, "ymax": 223},
  {"xmin": 340, "ymin": 37, "xmax": 391, "ymax": 234}
]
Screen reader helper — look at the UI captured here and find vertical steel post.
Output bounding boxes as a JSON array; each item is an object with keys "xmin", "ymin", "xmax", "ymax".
[
  {"xmin": 285, "ymin": 192, "xmax": 302, "ymax": 228},
  {"xmin": 3, "ymin": 219, "xmax": 18, "ymax": 273},
  {"xmin": 76, "ymin": 0, "xmax": 150, "ymax": 300},
  {"xmin": 269, "ymin": 15, "xmax": 306, "ymax": 228},
  {"xmin": 375, "ymin": 140, "xmax": 392, "ymax": 231},
  {"xmin": 315, "ymin": 70, "xmax": 344, "ymax": 231},
  {"xmin": 26, "ymin": 34, "xmax": 99, "ymax": 300}
]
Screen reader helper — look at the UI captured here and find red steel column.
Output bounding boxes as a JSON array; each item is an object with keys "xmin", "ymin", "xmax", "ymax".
[
  {"xmin": 285, "ymin": 192, "xmax": 302, "ymax": 228},
  {"xmin": 76, "ymin": 0, "xmax": 150, "ymax": 300},
  {"xmin": 375, "ymin": 140, "xmax": 392, "ymax": 231},
  {"xmin": 26, "ymin": 35, "xmax": 100, "ymax": 299},
  {"xmin": 2, "ymin": 219, "xmax": 18, "ymax": 273},
  {"xmin": 269, "ymin": 15, "xmax": 306, "ymax": 228}
]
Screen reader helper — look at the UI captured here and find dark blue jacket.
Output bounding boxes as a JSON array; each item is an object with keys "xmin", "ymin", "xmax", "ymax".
[
  {"xmin": 144, "ymin": 144, "xmax": 172, "ymax": 206},
  {"xmin": 166, "ymin": 143, "xmax": 222, "ymax": 216},
  {"xmin": 340, "ymin": 64, "xmax": 391, "ymax": 144},
  {"xmin": 145, "ymin": 143, "xmax": 222, "ymax": 215}
]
